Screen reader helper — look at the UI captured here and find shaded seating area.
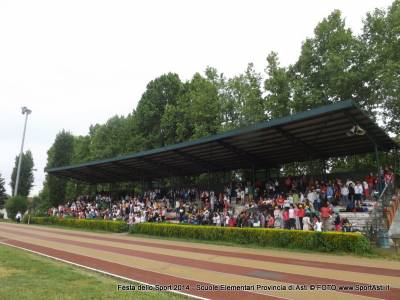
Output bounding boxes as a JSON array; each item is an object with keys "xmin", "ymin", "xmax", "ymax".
[{"xmin": 47, "ymin": 100, "xmax": 399, "ymax": 240}]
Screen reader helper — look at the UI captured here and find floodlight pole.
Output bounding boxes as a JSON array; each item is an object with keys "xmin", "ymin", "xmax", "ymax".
[{"xmin": 14, "ymin": 107, "xmax": 32, "ymax": 197}]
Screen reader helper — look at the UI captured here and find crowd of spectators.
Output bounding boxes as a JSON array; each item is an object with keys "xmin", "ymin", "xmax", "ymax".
[{"xmin": 49, "ymin": 168, "xmax": 396, "ymax": 233}]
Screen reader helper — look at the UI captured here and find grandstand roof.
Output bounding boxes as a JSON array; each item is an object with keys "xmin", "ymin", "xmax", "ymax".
[{"xmin": 47, "ymin": 100, "xmax": 398, "ymax": 183}]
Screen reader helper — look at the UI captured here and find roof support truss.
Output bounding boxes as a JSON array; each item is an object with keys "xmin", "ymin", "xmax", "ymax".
[
  {"xmin": 217, "ymin": 140, "xmax": 270, "ymax": 168},
  {"xmin": 276, "ymin": 127, "xmax": 325, "ymax": 159},
  {"xmin": 173, "ymin": 150, "xmax": 219, "ymax": 172}
]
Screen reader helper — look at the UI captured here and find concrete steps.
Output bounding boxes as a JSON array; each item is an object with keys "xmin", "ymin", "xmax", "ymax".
[{"xmin": 339, "ymin": 212, "xmax": 373, "ymax": 232}]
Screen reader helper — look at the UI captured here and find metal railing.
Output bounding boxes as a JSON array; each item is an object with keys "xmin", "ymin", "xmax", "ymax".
[{"xmin": 366, "ymin": 183, "xmax": 393, "ymax": 244}]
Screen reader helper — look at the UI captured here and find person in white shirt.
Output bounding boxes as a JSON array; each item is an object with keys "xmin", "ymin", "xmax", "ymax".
[
  {"xmin": 341, "ymin": 184, "xmax": 349, "ymax": 206},
  {"xmin": 300, "ymin": 193, "xmax": 305, "ymax": 203},
  {"xmin": 212, "ymin": 213, "xmax": 217, "ymax": 225},
  {"xmin": 354, "ymin": 181, "xmax": 363, "ymax": 206},
  {"xmin": 215, "ymin": 213, "xmax": 221, "ymax": 227},
  {"xmin": 225, "ymin": 214, "xmax": 230, "ymax": 227},
  {"xmin": 15, "ymin": 211, "xmax": 22, "ymax": 223},
  {"xmin": 288, "ymin": 205, "xmax": 295, "ymax": 229},
  {"xmin": 314, "ymin": 218, "xmax": 322, "ymax": 232},
  {"xmin": 134, "ymin": 214, "xmax": 141, "ymax": 224},
  {"xmin": 240, "ymin": 190, "xmax": 245, "ymax": 204},
  {"xmin": 307, "ymin": 189, "xmax": 316, "ymax": 203},
  {"xmin": 302, "ymin": 214, "xmax": 312, "ymax": 231},
  {"xmin": 140, "ymin": 213, "xmax": 146, "ymax": 223}
]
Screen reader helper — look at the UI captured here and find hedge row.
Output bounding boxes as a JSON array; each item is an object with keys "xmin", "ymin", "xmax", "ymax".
[
  {"xmin": 24, "ymin": 216, "xmax": 128, "ymax": 233},
  {"xmin": 130, "ymin": 223, "xmax": 371, "ymax": 254}
]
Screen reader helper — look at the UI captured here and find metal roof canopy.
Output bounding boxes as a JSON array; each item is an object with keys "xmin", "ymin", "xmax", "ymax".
[{"xmin": 47, "ymin": 100, "xmax": 398, "ymax": 183}]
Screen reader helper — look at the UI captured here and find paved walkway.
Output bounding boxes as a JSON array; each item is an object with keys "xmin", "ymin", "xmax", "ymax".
[{"xmin": 0, "ymin": 223, "xmax": 399, "ymax": 300}]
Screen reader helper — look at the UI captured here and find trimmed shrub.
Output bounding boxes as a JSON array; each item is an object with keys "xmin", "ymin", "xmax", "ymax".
[
  {"xmin": 25, "ymin": 217, "xmax": 128, "ymax": 233},
  {"xmin": 5, "ymin": 196, "xmax": 28, "ymax": 220},
  {"xmin": 130, "ymin": 223, "xmax": 371, "ymax": 254}
]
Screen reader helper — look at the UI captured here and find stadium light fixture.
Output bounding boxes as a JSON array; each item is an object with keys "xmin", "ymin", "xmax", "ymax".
[
  {"xmin": 14, "ymin": 106, "xmax": 32, "ymax": 197},
  {"xmin": 346, "ymin": 125, "xmax": 365, "ymax": 137}
]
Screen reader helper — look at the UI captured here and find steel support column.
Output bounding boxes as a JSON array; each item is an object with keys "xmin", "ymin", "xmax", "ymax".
[
  {"xmin": 207, "ymin": 170, "xmax": 210, "ymax": 190},
  {"xmin": 394, "ymin": 148, "xmax": 398, "ymax": 189},
  {"xmin": 375, "ymin": 144, "xmax": 382, "ymax": 193}
]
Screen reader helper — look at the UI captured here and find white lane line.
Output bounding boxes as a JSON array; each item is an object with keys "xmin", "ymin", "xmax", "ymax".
[
  {"xmin": 0, "ymin": 241, "xmax": 209, "ymax": 300},
  {"xmin": 0, "ymin": 228, "xmax": 292, "ymax": 300}
]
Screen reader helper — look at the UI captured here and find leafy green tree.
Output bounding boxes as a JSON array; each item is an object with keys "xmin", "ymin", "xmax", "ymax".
[
  {"xmin": 0, "ymin": 173, "xmax": 7, "ymax": 208},
  {"xmin": 88, "ymin": 115, "xmax": 132, "ymax": 160},
  {"xmin": 10, "ymin": 150, "xmax": 34, "ymax": 197},
  {"xmin": 204, "ymin": 67, "xmax": 237, "ymax": 132},
  {"xmin": 361, "ymin": 0, "xmax": 400, "ymax": 133},
  {"xmin": 160, "ymin": 103, "xmax": 180, "ymax": 145},
  {"xmin": 72, "ymin": 135, "xmax": 91, "ymax": 164},
  {"xmin": 264, "ymin": 52, "xmax": 292, "ymax": 119},
  {"xmin": 5, "ymin": 196, "xmax": 28, "ymax": 219},
  {"xmin": 226, "ymin": 63, "xmax": 265, "ymax": 127},
  {"xmin": 290, "ymin": 10, "xmax": 371, "ymax": 113},
  {"xmin": 181, "ymin": 73, "xmax": 221, "ymax": 139},
  {"xmin": 134, "ymin": 73, "xmax": 184, "ymax": 149},
  {"xmin": 46, "ymin": 130, "xmax": 74, "ymax": 207}
]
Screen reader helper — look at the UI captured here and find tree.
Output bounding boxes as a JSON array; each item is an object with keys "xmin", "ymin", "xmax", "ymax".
[
  {"xmin": 290, "ymin": 10, "xmax": 371, "ymax": 114},
  {"xmin": 5, "ymin": 196, "xmax": 28, "ymax": 220},
  {"xmin": 10, "ymin": 150, "xmax": 34, "ymax": 197},
  {"xmin": 134, "ymin": 73, "xmax": 184, "ymax": 149},
  {"xmin": 226, "ymin": 63, "xmax": 265, "ymax": 127},
  {"xmin": 264, "ymin": 52, "xmax": 292, "ymax": 119},
  {"xmin": 0, "ymin": 173, "xmax": 7, "ymax": 208},
  {"xmin": 180, "ymin": 73, "xmax": 221, "ymax": 139},
  {"xmin": 46, "ymin": 130, "xmax": 74, "ymax": 207},
  {"xmin": 88, "ymin": 115, "xmax": 132, "ymax": 160},
  {"xmin": 72, "ymin": 135, "xmax": 91, "ymax": 164},
  {"xmin": 361, "ymin": 0, "xmax": 400, "ymax": 133}
]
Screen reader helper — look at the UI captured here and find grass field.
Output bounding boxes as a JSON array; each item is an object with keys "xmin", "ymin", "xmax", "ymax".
[{"xmin": 0, "ymin": 243, "xmax": 190, "ymax": 300}]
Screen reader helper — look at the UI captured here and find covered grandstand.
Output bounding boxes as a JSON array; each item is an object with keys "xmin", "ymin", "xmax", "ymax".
[{"xmin": 46, "ymin": 100, "xmax": 398, "ymax": 184}]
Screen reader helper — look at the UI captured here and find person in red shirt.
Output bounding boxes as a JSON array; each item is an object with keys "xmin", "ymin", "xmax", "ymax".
[
  {"xmin": 320, "ymin": 203, "xmax": 331, "ymax": 231},
  {"xmin": 282, "ymin": 208, "xmax": 290, "ymax": 229},
  {"xmin": 267, "ymin": 215, "xmax": 275, "ymax": 228},
  {"xmin": 296, "ymin": 204, "xmax": 305, "ymax": 230},
  {"xmin": 276, "ymin": 194, "xmax": 285, "ymax": 206},
  {"xmin": 365, "ymin": 173, "xmax": 375, "ymax": 191},
  {"xmin": 228, "ymin": 216, "xmax": 237, "ymax": 227}
]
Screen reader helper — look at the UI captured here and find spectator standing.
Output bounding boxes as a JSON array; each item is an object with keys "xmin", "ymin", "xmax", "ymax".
[
  {"xmin": 314, "ymin": 217, "xmax": 322, "ymax": 232},
  {"xmin": 15, "ymin": 211, "xmax": 22, "ymax": 223},
  {"xmin": 334, "ymin": 212, "xmax": 341, "ymax": 231},
  {"xmin": 282, "ymin": 208, "xmax": 290, "ymax": 229},
  {"xmin": 289, "ymin": 204, "xmax": 295, "ymax": 230},
  {"xmin": 354, "ymin": 181, "xmax": 363, "ymax": 207},
  {"xmin": 302, "ymin": 214, "xmax": 312, "ymax": 231},
  {"xmin": 320, "ymin": 203, "xmax": 331, "ymax": 231},
  {"xmin": 340, "ymin": 184, "xmax": 349, "ymax": 207}
]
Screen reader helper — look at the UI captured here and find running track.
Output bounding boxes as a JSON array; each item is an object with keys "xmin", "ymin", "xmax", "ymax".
[{"xmin": 0, "ymin": 223, "xmax": 399, "ymax": 300}]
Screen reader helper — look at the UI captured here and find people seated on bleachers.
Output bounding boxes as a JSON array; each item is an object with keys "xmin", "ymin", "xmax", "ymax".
[{"xmin": 48, "ymin": 170, "xmax": 385, "ymax": 232}]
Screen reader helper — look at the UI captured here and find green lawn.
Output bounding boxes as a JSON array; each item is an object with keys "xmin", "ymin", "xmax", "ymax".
[{"xmin": 0, "ymin": 244, "xmax": 190, "ymax": 300}]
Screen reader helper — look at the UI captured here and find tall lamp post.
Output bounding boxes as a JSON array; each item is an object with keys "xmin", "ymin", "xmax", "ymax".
[{"xmin": 14, "ymin": 106, "xmax": 32, "ymax": 197}]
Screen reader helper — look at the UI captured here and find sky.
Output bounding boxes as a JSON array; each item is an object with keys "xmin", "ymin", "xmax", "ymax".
[{"xmin": 0, "ymin": 0, "xmax": 394, "ymax": 196}]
